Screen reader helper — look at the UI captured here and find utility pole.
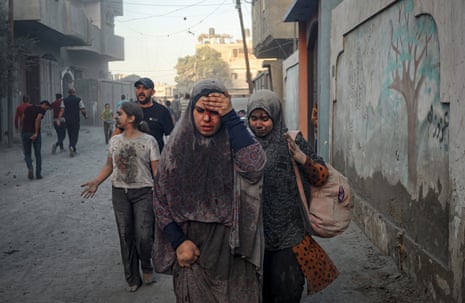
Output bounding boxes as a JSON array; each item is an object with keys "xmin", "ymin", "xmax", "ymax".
[
  {"xmin": 235, "ymin": 0, "xmax": 253, "ymax": 94},
  {"xmin": 7, "ymin": 0, "xmax": 14, "ymax": 147}
]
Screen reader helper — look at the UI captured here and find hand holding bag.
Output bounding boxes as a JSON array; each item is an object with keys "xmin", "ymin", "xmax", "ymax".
[
  {"xmin": 289, "ymin": 131, "xmax": 353, "ymax": 238},
  {"xmin": 287, "ymin": 131, "xmax": 340, "ymax": 294}
]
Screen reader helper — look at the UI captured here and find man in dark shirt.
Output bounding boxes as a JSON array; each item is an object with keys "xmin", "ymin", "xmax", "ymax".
[
  {"xmin": 15, "ymin": 95, "xmax": 31, "ymax": 132},
  {"xmin": 57, "ymin": 88, "xmax": 87, "ymax": 157},
  {"xmin": 21, "ymin": 100, "xmax": 51, "ymax": 179},
  {"xmin": 134, "ymin": 77, "xmax": 174, "ymax": 152}
]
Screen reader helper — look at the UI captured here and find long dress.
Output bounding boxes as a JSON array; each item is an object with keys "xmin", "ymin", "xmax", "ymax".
[{"xmin": 153, "ymin": 79, "xmax": 266, "ymax": 303}]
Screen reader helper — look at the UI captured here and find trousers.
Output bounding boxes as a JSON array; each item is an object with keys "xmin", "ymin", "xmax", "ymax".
[
  {"xmin": 112, "ymin": 187, "xmax": 154, "ymax": 286},
  {"xmin": 66, "ymin": 121, "xmax": 80, "ymax": 150},
  {"xmin": 21, "ymin": 132, "xmax": 42, "ymax": 176},
  {"xmin": 103, "ymin": 121, "xmax": 113, "ymax": 144},
  {"xmin": 262, "ymin": 247, "xmax": 305, "ymax": 303},
  {"xmin": 54, "ymin": 120, "xmax": 66, "ymax": 149}
]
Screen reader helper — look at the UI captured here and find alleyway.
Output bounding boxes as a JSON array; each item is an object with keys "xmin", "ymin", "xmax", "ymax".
[{"xmin": 0, "ymin": 126, "xmax": 433, "ymax": 303}]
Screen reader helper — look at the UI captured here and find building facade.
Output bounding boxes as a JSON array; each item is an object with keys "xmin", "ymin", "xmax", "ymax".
[
  {"xmin": 2, "ymin": 0, "xmax": 127, "ymax": 143},
  {"xmin": 254, "ymin": 0, "xmax": 465, "ymax": 302},
  {"xmin": 251, "ymin": 0, "xmax": 298, "ymax": 128},
  {"xmin": 197, "ymin": 27, "xmax": 267, "ymax": 97}
]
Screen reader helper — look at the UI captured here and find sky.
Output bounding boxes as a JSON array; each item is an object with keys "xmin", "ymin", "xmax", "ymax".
[{"xmin": 108, "ymin": 0, "xmax": 253, "ymax": 85}]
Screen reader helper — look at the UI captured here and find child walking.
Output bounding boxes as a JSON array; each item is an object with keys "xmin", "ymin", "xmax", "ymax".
[
  {"xmin": 100, "ymin": 103, "xmax": 114, "ymax": 144},
  {"xmin": 81, "ymin": 102, "xmax": 160, "ymax": 292}
]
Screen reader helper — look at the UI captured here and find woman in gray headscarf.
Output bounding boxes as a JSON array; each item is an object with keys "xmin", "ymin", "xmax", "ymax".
[
  {"xmin": 247, "ymin": 89, "xmax": 338, "ymax": 302},
  {"xmin": 153, "ymin": 79, "xmax": 266, "ymax": 302}
]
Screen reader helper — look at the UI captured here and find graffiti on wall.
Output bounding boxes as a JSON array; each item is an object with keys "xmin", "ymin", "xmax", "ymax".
[
  {"xmin": 426, "ymin": 105, "xmax": 449, "ymax": 145},
  {"xmin": 335, "ymin": 0, "xmax": 448, "ymax": 201},
  {"xmin": 384, "ymin": 0, "xmax": 443, "ymax": 187}
]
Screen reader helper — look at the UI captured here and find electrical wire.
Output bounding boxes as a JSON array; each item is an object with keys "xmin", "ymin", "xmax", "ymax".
[
  {"xmin": 118, "ymin": 0, "xmax": 224, "ymax": 22},
  {"xmin": 115, "ymin": 0, "xmax": 249, "ymax": 39}
]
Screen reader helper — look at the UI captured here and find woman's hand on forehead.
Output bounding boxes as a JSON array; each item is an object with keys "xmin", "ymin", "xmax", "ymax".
[{"xmin": 201, "ymin": 93, "xmax": 232, "ymax": 116}]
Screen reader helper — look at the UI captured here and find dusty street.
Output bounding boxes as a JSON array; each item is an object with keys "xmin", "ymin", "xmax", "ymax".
[{"xmin": 0, "ymin": 126, "xmax": 432, "ymax": 303}]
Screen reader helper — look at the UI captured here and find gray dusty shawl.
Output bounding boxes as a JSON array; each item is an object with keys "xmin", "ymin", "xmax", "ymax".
[
  {"xmin": 153, "ymin": 80, "xmax": 266, "ymax": 274},
  {"xmin": 247, "ymin": 90, "xmax": 314, "ymax": 250}
]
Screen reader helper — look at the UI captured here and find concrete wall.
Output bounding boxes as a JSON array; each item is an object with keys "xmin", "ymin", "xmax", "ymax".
[
  {"xmin": 318, "ymin": 0, "xmax": 343, "ymax": 159},
  {"xmin": 75, "ymin": 79, "xmax": 132, "ymax": 126},
  {"xmin": 283, "ymin": 51, "xmax": 299, "ymax": 131},
  {"xmin": 330, "ymin": 0, "xmax": 465, "ymax": 302},
  {"xmin": 15, "ymin": 0, "xmax": 90, "ymax": 45},
  {"xmin": 252, "ymin": 0, "xmax": 295, "ymax": 58}
]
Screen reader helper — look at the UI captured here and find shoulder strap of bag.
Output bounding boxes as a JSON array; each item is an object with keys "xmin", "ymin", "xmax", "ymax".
[
  {"xmin": 292, "ymin": 158, "xmax": 310, "ymax": 215},
  {"xmin": 288, "ymin": 129, "xmax": 310, "ymax": 215}
]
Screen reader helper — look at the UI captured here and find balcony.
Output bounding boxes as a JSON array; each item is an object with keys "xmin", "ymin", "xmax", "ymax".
[
  {"xmin": 65, "ymin": 25, "xmax": 124, "ymax": 61},
  {"xmin": 14, "ymin": 0, "xmax": 91, "ymax": 47},
  {"xmin": 252, "ymin": 0, "xmax": 296, "ymax": 59},
  {"xmin": 283, "ymin": 0, "xmax": 318, "ymax": 22}
]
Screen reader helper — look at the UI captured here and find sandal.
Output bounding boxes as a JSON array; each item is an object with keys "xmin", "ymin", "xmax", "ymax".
[
  {"xmin": 127, "ymin": 284, "xmax": 140, "ymax": 292},
  {"xmin": 143, "ymin": 272, "xmax": 154, "ymax": 285}
]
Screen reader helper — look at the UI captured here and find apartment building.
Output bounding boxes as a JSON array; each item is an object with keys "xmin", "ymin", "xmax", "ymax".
[
  {"xmin": 252, "ymin": 1, "xmax": 465, "ymax": 302},
  {"xmin": 196, "ymin": 27, "xmax": 266, "ymax": 97},
  {"xmin": 2, "ymin": 0, "xmax": 128, "ymax": 141}
]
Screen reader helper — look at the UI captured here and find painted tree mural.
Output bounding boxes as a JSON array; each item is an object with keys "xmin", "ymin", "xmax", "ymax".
[{"xmin": 386, "ymin": 0, "xmax": 439, "ymax": 186}]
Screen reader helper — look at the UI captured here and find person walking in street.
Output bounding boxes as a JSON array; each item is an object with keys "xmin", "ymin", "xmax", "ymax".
[
  {"xmin": 134, "ymin": 77, "xmax": 174, "ymax": 152},
  {"xmin": 153, "ymin": 79, "xmax": 266, "ymax": 302},
  {"xmin": 57, "ymin": 88, "xmax": 87, "ymax": 157},
  {"xmin": 247, "ymin": 89, "xmax": 338, "ymax": 302},
  {"xmin": 21, "ymin": 100, "xmax": 51, "ymax": 179},
  {"xmin": 14, "ymin": 95, "xmax": 32, "ymax": 133},
  {"xmin": 163, "ymin": 100, "xmax": 176, "ymax": 125},
  {"xmin": 81, "ymin": 102, "xmax": 160, "ymax": 292},
  {"xmin": 111, "ymin": 94, "xmax": 130, "ymax": 137},
  {"xmin": 100, "ymin": 103, "xmax": 114, "ymax": 144},
  {"xmin": 171, "ymin": 94, "xmax": 181, "ymax": 122},
  {"xmin": 116, "ymin": 94, "xmax": 128, "ymax": 113},
  {"xmin": 179, "ymin": 93, "xmax": 190, "ymax": 115},
  {"xmin": 51, "ymin": 93, "xmax": 66, "ymax": 153}
]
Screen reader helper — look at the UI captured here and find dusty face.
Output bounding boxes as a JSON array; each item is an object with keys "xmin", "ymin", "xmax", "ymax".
[
  {"xmin": 115, "ymin": 107, "xmax": 134, "ymax": 129},
  {"xmin": 248, "ymin": 109, "xmax": 273, "ymax": 137},
  {"xmin": 135, "ymin": 84, "xmax": 154, "ymax": 105},
  {"xmin": 193, "ymin": 101, "xmax": 221, "ymax": 137}
]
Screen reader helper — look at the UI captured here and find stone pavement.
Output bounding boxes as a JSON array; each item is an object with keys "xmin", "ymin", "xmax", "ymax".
[{"xmin": 0, "ymin": 126, "xmax": 432, "ymax": 303}]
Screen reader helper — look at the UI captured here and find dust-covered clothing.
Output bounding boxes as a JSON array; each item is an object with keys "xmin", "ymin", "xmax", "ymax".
[
  {"xmin": 153, "ymin": 79, "xmax": 266, "ymax": 302},
  {"xmin": 112, "ymin": 186, "xmax": 154, "ymax": 287},
  {"xmin": 109, "ymin": 133, "xmax": 160, "ymax": 189},
  {"xmin": 172, "ymin": 223, "xmax": 261, "ymax": 303},
  {"xmin": 108, "ymin": 132, "xmax": 160, "ymax": 287},
  {"xmin": 247, "ymin": 89, "xmax": 337, "ymax": 302}
]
